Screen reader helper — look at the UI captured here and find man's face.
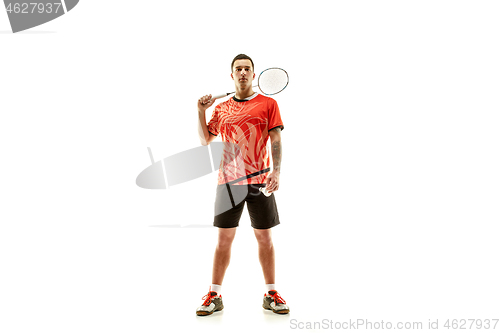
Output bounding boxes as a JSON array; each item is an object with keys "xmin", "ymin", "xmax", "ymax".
[{"xmin": 231, "ymin": 59, "xmax": 255, "ymax": 89}]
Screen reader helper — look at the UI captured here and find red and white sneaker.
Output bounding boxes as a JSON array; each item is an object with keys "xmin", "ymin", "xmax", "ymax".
[
  {"xmin": 196, "ymin": 291, "xmax": 224, "ymax": 316},
  {"xmin": 262, "ymin": 290, "xmax": 290, "ymax": 314}
]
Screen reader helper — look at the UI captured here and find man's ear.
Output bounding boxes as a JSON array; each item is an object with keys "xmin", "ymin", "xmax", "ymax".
[{"xmin": 231, "ymin": 73, "xmax": 234, "ymax": 79}]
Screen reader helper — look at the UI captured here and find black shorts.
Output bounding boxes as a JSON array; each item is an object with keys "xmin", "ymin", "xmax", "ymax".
[{"xmin": 213, "ymin": 184, "xmax": 280, "ymax": 229}]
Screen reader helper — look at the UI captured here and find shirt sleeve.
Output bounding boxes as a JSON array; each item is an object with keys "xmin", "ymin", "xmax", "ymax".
[
  {"xmin": 207, "ymin": 105, "xmax": 220, "ymax": 136},
  {"xmin": 267, "ymin": 98, "xmax": 284, "ymax": 131}
]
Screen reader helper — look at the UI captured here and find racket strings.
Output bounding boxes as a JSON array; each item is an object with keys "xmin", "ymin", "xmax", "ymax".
[{"xmin": 258, "ymin": 68, "xmax": 288, "ymax": 95}]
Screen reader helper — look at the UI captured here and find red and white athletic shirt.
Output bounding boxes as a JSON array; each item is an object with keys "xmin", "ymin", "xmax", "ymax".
[{"xmin": 207, "ymin": 93, "xmax": 284, "ymax": 185}]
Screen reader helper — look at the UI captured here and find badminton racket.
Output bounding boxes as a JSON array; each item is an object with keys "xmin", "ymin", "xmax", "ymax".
[{"xmin": 208, "ymin": 67, "xmax": 289, "ymax": 102}]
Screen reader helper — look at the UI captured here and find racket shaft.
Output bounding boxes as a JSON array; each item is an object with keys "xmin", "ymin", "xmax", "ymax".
[{"xmin": 210, "ymin": 85, "xmax": 258, "ymax": 101}]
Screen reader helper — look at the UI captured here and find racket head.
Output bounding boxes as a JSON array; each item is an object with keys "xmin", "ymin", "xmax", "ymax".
[{"xmin": 257, "ymin": 68, "xmax": 289, "ymax": 96}]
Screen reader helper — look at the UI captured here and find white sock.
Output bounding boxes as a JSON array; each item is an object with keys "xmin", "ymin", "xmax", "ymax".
[
  {"xmin": 265, "ymin": 284, "xmax": 276, "ymax": 294},
  {"xmin": 210, "ymin": 284, "xmax": 222, "ymax": 295}
]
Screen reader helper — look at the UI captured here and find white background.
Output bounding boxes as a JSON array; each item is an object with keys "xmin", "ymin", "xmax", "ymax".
[{"xmin": 1, "ymin": 1, "xmax": 499, "ymax": 332}]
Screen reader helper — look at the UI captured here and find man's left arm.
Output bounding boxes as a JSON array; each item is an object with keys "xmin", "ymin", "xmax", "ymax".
[{"xmin": 266, "ymin": 127, "xmax": 282, "ymax": 193}]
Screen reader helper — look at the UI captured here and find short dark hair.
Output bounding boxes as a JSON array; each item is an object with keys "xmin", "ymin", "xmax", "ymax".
[{"xmin": 231, "ymin": 54, "xmax": 254, "ymax": 72}]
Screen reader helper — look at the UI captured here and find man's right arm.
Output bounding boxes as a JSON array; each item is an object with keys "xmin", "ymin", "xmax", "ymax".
[{"xmin": 197, "ymin": 94, "xmax": 217, "ymax": 146}]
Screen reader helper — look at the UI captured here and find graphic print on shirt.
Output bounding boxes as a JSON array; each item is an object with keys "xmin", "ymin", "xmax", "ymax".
[{"xmin": 208, "ymin": 94, "xmax": 283, "ymax": 185}]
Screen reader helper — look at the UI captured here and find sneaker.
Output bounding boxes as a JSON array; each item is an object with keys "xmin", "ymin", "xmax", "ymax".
[
  {"xmin": 196, "ymin": 291, "xmax": 224, "ymax": 316},
  {"xmin": 262, "ymin": 290, "xmax": 290, "ymax": 314}
]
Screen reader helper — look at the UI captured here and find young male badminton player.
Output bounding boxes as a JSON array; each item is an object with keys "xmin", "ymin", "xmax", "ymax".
[{"xmin": 195, "ymin": 54, "xmax": 289, "ymax": 315}]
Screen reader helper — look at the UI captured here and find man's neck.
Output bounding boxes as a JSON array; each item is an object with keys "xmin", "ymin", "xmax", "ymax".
[{"xmin": 234, "ymin": 87, "xmax": 255, "ymax": 100}]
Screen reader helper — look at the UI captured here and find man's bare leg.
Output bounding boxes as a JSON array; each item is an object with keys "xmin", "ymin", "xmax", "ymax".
[
  {"xmin": 253, "ymin": 228, "xmax": 275, "ymax": 284},
  {"xmin": 212, "ymin": 227, "xmax": 237, "ymax": 285}
]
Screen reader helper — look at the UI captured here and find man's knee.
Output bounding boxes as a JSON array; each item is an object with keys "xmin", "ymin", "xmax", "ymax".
[{"xmin": 254, "ymin": 229, "xmax": 273, "ymax": 247}]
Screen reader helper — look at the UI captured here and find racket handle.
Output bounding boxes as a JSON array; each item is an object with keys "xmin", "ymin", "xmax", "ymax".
[{"xmin": 211, "ymin": 93, "xmax": 230, "ymax": 101}]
